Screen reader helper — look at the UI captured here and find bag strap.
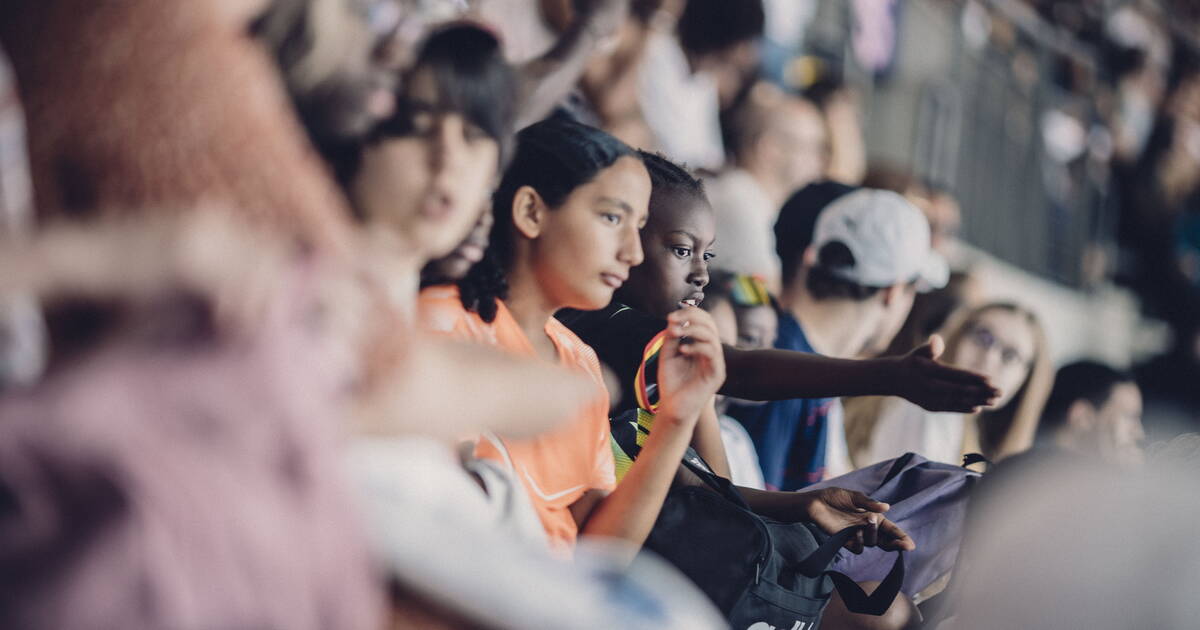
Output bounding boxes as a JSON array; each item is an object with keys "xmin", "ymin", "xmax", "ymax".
[
  {"xmin": 962, "ymin": 452, "xmax": 991, "ymax": 469},
  {"xmin": 794, "ymin": 526, "xmax": 907, "ymax": 616},
  {"xmin": 679, "ymin": 449, "xmax": 752, "ymax": 509},
  {"xmin": 680, "ymin": 452, "xmax": 907, "ymax": 616}
]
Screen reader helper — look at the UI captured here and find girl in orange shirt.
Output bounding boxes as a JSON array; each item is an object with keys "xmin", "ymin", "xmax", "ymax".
[{"xmin": 421, "ymin": 116, "xmax": 726, "ymax": 555}]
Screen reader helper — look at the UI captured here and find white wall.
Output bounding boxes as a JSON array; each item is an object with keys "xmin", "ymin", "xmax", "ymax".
[{"xmin": 959, "ymin": 243, "xmax": 1163, "ymax": 368}]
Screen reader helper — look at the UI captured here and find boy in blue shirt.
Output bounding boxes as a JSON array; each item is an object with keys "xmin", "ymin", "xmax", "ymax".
[{"xmin": 732, "ymin": 189, "xmax": 951, "ymax": 489}]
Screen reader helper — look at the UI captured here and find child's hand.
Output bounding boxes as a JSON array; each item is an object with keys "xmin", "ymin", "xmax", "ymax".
[
  {"xmin": 794, "ymin": 488, "xmax": 916, "ymax": 554},
  {"xmin": 655, "ymin": 307, "xmax": 726, "ymax": 426}
]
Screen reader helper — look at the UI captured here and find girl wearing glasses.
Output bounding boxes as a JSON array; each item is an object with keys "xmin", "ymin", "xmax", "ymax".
[{"xmin": 857, "ymin": 302, "xmax": 1054, "ymax": 466}]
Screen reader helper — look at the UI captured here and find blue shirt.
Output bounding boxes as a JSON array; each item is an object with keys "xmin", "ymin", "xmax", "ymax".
[{"xmin": 727, "ymin": 312, "xmax": 834, "ymax": 491}]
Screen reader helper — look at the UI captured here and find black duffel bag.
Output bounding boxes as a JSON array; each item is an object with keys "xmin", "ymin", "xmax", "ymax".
[{"xmin": 643, "ymin": 451, "xmax": 905, "ymax": 630}]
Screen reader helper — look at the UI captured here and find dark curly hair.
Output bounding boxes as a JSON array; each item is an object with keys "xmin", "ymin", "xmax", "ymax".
[{"xmin": 457, "ymin": 116, "xmax": 636, "ymax": 322}]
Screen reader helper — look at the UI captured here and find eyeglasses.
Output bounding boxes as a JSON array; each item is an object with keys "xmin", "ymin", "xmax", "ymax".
[{"xmin": 965, "ymin": 325, "xmax": 1030, "ymax": 368}]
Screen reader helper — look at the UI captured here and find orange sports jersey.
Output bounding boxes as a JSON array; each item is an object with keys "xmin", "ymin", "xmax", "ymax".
[{"xmin": 418, "ymin": 286, "xmax": 617, "ymax": 552}]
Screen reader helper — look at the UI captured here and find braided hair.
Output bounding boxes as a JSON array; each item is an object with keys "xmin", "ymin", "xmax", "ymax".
[
  {"xmin": 637, "ymin": 150, "xmax": 705, "ymax": 206},
  {"xmin": 457, "ymin": 116, "xmax": 635, "ymax": 322}
]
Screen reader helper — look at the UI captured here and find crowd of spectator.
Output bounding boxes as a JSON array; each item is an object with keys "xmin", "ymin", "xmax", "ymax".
[{"xmin": 0, "ymin": 1, "xmax": 1197, "ymax": 629}]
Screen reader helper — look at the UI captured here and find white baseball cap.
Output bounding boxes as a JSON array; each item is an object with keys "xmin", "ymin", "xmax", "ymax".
[{"xmin": 811, "ymin": 189, "xmax": 949, "ymax": 292}]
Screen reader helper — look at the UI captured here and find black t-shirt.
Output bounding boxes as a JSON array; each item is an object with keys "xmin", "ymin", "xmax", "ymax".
[{"xmin": 556, "ymin": 303, "xmax": 666, "ymax": 416}]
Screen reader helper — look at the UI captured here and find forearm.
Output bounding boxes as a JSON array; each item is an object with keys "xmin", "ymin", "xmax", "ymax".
[
  {"xmin": 515, "ymin": 20, "xmax": 599, "ymax": 129},
  {"xmin": 579, "ymin": 406, "xmax": 695, "ymax": 548},
  {"xmin": 690, "ymin": 400, "xmax": 730, "ymax": 478},
  {"xmin": 737, "ymin": 486, "xmax": 811, "ymax": 522},
  {"xmin": 720, "ymin": 346, "xmax": 897, "ymax": 401}
]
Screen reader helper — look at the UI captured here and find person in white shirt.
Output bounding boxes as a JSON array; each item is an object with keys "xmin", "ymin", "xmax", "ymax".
[
  {"xmin": 636, "ymin": 0, "xmax": 764, "ymax": 171},
  {"xmin": 859, "ymin": 302, "xmax": 1054, "ymax": 466},
  {"xmin": 706, "ymin": 82, "xmax": 827, "ymax": 292}
]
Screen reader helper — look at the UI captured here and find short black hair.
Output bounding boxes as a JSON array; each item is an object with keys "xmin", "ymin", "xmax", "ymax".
[
  {"xmin": 804, "ymin": 241, "xmax": 881, "ymax": 301},
  {"xmin": 1037, "ymin": 361, "xmax": 1136, "ymax": 442},
  {"xmin": 775, "ymin": 181, "xmax": 856, "ymax": 288},
  {"xmin": 637, "ymin": 150, "xmax": 706, "ymax": 216},
  {"xmin": 676, "ymin": 0, "xmax": 765, "ymax": 57}
]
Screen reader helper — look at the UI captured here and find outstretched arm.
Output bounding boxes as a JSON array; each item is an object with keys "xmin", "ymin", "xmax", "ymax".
[
  {"xmin": 575, "ymin": 307, "xmax": 724, "ymax": 554},
  {"xmin": 721, "ymin": 335, "xmax": 999, "ymax": 413}
]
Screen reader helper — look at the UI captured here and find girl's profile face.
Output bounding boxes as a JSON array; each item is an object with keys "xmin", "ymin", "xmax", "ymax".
[
  {"xmin": 734, "ymin": 304, "xmax": 778, "ymax": 351},
  {"xmin": 352, "ymin": 68, "xmax": 499, "ymax": 263},
  {"xmin": 531, "ymin": 156, "xmax": 651, "ymax": 310},
  {"xmin": 619, "ymin": 194, "xmax": 716, "ymax": 319},
  {"xmin": 952, "ymin": 308, "xmax": 1036, "ymax": 408}
]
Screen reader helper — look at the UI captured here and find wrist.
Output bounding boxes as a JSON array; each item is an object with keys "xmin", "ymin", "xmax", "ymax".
[
  {"xmin": 872, "ymin": 356, "xmax": 905, "ymax": 398},
  {"xmin": 653, "ymin": 400, "xmax": 699, "ymax": 429},
  {"xmin": 790, "ymin": 491, "xmax": 819, "ymax": 521}
]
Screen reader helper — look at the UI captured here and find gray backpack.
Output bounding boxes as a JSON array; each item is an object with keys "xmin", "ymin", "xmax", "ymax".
[{"xmin": 806, "ymin": 452, "xmax": 981, "ymax": 597}]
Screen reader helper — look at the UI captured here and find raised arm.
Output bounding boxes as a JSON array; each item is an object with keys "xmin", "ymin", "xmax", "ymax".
[
  {"xmin": 720, "ymin": 336, "xmax": 1000, "ymax": 413},
  {"xmin": 514, "ymin": 0, "xmax": 629, "ymax": 129},
  {"xmin": 575, "ymin": 307, "xmax": 724, "ymax": 554}
]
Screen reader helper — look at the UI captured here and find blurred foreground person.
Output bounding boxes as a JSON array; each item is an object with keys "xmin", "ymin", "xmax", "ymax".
[
  {"xmin": 0, "ymin": 211, "xmax": 644, "ymax": 629},
  {"xmin": 0, "ymin": 45, "xmax": 44, "ymax": 391},
  {"xmin": 943, "ymin": 455, "xmax": 1200, "ymax": 629},
  {"xmin": 0, "ymin": 214, "xmax": 384, "ymax": 630},
  {"xmin": 0, "ymin": 0, "xmax": 355, "ymax": 251}
]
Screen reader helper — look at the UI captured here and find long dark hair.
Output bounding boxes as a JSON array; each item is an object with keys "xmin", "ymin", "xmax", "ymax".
[{"xmin": 457, "ymin": 116, "xmax": 635, "ymax": 322}]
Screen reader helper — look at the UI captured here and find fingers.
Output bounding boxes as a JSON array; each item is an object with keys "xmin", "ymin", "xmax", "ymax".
[
  {"xmin": 925, "ymin": 360, "xmax": 997, "ymax": 389},
  {"xmin": 668, "ymin": 317, "xmax": 718, "ymax": 345},
  {"xmin": 847, "ymin": 529, "xmax": 864, "ymax": 555},
  {"xmin": 926, "ymin": 394, "xmax": 991, "ymax": 414},
  {"xmin": 877, "ymin": 517, "xmax": 917, "ymax": 552},
  {"xmin": 941, "ymin": 386, "xmax": 1001, "ymax": 410},
  {"xmin": 926, "ymin": 334, "xmax": 945, "ymax": 360},
  {"xmin": 860, "ymin": 513, "xmax": 879, "ymax": 549},
  {"xmin": 667, "ymin": 308, "xmax": 723, "ymax": 363},
  {"xmin": 910, "ymin": 334, "xmax": 942, "ymax": 361},
  {"xmin": 917, "ymin": 365, "xmax": 1002, "ymax": 410},
  {"xmin": 848, "ymin": 491, "xmax": 890, "ymax": 514},
  {"xmin": 666, "ymin": 306, "xmax": 718, "ymax": 338},
  {"xmin": 815, "ymin": 489, "xmax": 899, "ymax": 553},
  {"xmin": 843, "ymin": 513, "xmax": 913, "ymax": 554}
]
